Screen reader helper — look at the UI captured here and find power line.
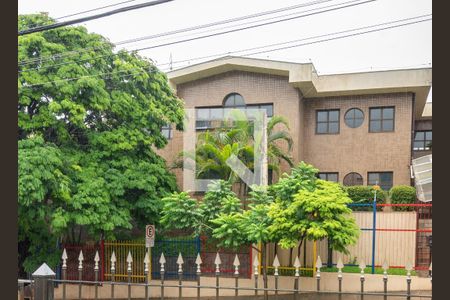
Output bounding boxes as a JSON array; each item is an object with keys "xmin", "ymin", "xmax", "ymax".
[
  {"xmin": 19, "ymin": 0, "xmax": 334, "ymax": 66},
  {"xmin": 54, "ymin": 0, "xmax": 140, "ymax": 21},
  {"xmin": 55, "ymin": 0, "xmax": 138, "ymax": 20},
  {"xmin": 19, "ymin": 0, "xmax": 376, "ymax": 72},
  {"xmin": 19, "ymin": 15, "xmax": 431, "ymax": 89},
  {"xmin": 157, "ymin": 14, "xmax": 431, "ymax": 69},
  {"xmin": 18, "ymin": 0, "xmax": 174, "ymax": 36},
  {"xmin": 241, "ymin": 18, "xmax": 431, "ymax": 58}
]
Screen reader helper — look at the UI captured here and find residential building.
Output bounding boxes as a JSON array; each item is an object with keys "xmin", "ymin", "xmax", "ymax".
[{"xmin": 159, "ymin": 56, "xmax": 432, "ymax": 190}]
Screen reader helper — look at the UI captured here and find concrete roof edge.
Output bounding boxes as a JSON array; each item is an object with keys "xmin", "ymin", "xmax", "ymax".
[{"xmin": 166, "ymin": 56, "xmax": 432, "ymax": 118}]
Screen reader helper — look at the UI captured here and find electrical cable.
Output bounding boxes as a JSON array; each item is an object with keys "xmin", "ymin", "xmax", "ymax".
[
  {"xmin": 55, "ymin": 0, "xmax": 139, "ymax": 20},
  {"xmin": 19, "ymin": 0, "xmax": 335, "ymax": 66},
  {"xmin": 155, "ymin": 14, "xmax": 431, "ymax": 69},
  {"xmin": 18, "ymin": 0, "xmax": 174, "ymax": 36},
  {"xmin": 19, "ymin": 0, "xmax": 376, "ymax": 73},
  {"xmin": 19, "ymin": 15, "xmax": 431, "ymax": 89}
]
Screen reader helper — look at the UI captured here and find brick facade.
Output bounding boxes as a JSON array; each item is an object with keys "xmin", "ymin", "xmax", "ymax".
[
  {"xmin": 159, "ymin": 70, "xmax": 422, "ymax": 189},
  {"xmin": 303, "ymin": 93, "xmax": 414, "ymax": 186}
]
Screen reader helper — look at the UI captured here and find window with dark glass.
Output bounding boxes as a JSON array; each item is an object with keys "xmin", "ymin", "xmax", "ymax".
[
  {"xmin": 343, "ymin": 172, "xmax": 363, "ymax": 186},
  {"xmin": 413, "ymin": 130, "xmax": 432, "ymax": 150},
  {"xmin": 369, "ymin": 107, "xmax": 395, "ymax": 132},
  {"xmin": 316, "ymin": 109, "xmax": 340, "ymax": 134},
  {"xmin": 161, "ymin": 124, "xmax": 172, "ymax": 139},
  {"xmin": 318, "ymin": 172, "xmax": 339, "ymax": 182},
  {"xmin": 344, "ymin": 108, "xmax": 364, "ymax": 128},
  {"xmin": 368, "ymin": 172, "xmax": 393, "ymax": 190},
  {"xmin": 195, "ymin": 103, "xmax": 273, "ymax": 130},
  {"xmin": 223, "ymin": 93, "xmax": 245, "ymax": 107}
]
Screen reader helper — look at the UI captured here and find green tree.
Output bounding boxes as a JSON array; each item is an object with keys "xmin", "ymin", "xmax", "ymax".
[
  {"xmin": 269, "ymin": 179, "xmax": 360, "ymax": 254},
  {"xmin": 172, "ymin": 110, "xmax": 294, "ymax": 190},
  {"xmin": 18, "ymin": 14, "xmax": 184, "ymax": 272},
  {"xmin": 210, "ymin": 185, "xmax": 275, "ymax": 298}
]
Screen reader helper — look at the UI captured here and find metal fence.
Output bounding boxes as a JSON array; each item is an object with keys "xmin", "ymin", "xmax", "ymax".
[
  {"xmin": 100, "ymin": 235, "xmax": 252, "ymax": 282},
  {"xmin": 61, "ymin": 241, "xmax": 104, "ymax": 282},
  {"xmin": 21, "ymin": 249, "xmax": 432, "ymax": 300},
  {"xmin": 317, "ymin": 202, "xmax": 432, "ymax": 274}
]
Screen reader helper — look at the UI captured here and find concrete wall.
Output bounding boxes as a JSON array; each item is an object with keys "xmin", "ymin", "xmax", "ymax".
[
  {"xmin": 303, "ymin": 93, "xmax": 414, "ymax": 186},
  {"xmin": 53, "ymin": 272, "xmax": 431, "ymax": 299},
  {"xmin": 266, "ymin": 212, "xmax": 417, "ymax": 268}
]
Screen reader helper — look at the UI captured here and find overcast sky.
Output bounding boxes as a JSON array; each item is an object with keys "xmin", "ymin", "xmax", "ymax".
[{"xmin": 18, "ymin": 0, "xmax": 432, "ymax": 100}]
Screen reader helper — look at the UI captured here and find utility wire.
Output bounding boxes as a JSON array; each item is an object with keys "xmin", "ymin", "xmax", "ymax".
[
  {"xmin": 19, "ymin": 0, "xmax": 375, "ymax": 72},
  {"xmin": 19, "ymin": 15, "xmax": 431, "ymax": 89},
  {"xmin": 156, "ymin": 14, "xmax": 431, "ymax": 68},
  {"xmin": 19, "ymin": 0, "xmax": 334, "ymax": 66},
  {"xmin": 55, "ymin": 0, "xmax": 138, "ymax": 20},
  {"xmin": 18, "ymin": 0, "xmax": 174, "ymax": 36}
]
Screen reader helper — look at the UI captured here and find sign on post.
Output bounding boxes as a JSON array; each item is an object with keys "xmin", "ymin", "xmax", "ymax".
[{"xmin": 146, "ymin": 225, "xmax": 155, "ymax": 248}]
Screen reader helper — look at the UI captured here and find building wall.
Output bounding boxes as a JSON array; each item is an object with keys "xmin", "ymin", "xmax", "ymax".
[
  {"xmin": 159, "ymin": 71, "xmax": 416, "ymax": 189},
  {"xmin": 303, "ymin": 92, "xmax": 414, "ymax": 186},
  {"xmin": 158, "ymin": 70, "xmax": 302, "ymax": 188}
]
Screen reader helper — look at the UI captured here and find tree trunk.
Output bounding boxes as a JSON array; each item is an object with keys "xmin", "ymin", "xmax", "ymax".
[
  {"xmin": 327, "ymin": 239, "xmax": 333, "ymax": 268},
  {"xmin": 288, "ymin": 247, "xmax": 293, "ymax": 267},
  {"xmin": 262, "ymin": 242, "xmax": 268, "ymax": 300}
]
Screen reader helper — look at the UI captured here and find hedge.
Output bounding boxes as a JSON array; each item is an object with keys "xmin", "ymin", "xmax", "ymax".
[
  {"xmin": 389, "ymin": 185, "xmax": 417, "ymax": 211},
  {"xmin": 344, "ymin": 186, "xmax": 387, "ymax": 211}
]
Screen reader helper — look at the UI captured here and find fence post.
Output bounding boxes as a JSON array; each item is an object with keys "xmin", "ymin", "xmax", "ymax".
[
  {"xmin": 94, "ymin": 251, "xmax": 100, "ymax": 300},
  {"xmin": 372, "ymin": 192, "xmax": 377, "ymax": 274},
  {"xmin": 214, "ymin": 253, "xmax": 221, "ymax": 300},
  {"xmin": 144, "ymin": 250, "xmax": 150, "ymax": 300},
  {"xmin": 177, "ymin": 253, "xmax": 183, "ymax": 300},
  {"xmin": 253, "ymin": 254, "xmax": 259, "ymax": 296},
  {"xmin": 273, "ymin": 254, "xmax": 280, "ymax": 300},
  {"xmin": 127, "ymin": 251, "xmax": 132, "ymax": 300},
  {"xmin": 233, "ymin": 254, "xmax": 240, "ymax": 297},
  {"xmin": 61, "ymin": 249, "xmax": 67, "ymax": 300},
  {"xmin": 32, "ymin": 263, "xmax": 56, "ymax": 300},
  {"xmin": 78, "ymin": 250, "xmax": 83, "ymax": 300},
  {"xmin": 195, "ymin": 253, "xmax": 202, "ymax": 300},
  {"xmin": 382, "ymin": 260, "xmax": 388, "ymax": 300},
  {"xmin": 160, "ymin": 253, "xmax": 166, "ymax": 300}
]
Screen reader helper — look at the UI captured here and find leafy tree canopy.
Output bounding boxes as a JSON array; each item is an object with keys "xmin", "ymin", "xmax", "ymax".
[
  {"xmin": 269, "ymin": 179, "xmax": 359, "ymax": 253},
  {"xmin": 18, "ymin": 13, "xmax": 184, "ymax": 272}
]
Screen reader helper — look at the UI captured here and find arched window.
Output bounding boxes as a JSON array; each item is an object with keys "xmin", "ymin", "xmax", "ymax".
[
  {"xmin": 343, "ymin": 172, "xmax": 363, "ymax": 186},
  {"xmin": 223, "ymin": 93, "xmax": 245, "ymax": 107}
]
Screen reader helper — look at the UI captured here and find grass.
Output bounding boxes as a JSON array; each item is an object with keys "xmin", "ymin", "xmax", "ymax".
[{"xmin": 321, "ymin": 266, "xmax": 416, "ymax": 276}]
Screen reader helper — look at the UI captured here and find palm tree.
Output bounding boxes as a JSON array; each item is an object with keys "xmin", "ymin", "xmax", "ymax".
[{"xmin": 172, "ymin": 109, "xmax": 294, "ymax": 191}]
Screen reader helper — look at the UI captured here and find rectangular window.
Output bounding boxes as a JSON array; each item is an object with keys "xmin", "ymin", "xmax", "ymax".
[
  {"xmin": 247, "ymin": 104, "xmax": 274, "ymax": 118},
  {"xmin": 413, "ymin": 130, "xmax": 432, "ymax": 150},
  {"xmin": 369, "ymin": 107, "xmax": 395, "ymax": 132},
  {"xmin": 316, "ymin": 109, "xmax": 340, "ymax": 134},
  {"xmin": 161, "ymin": 124, "xmax": 172, "ymax": 139},
  {"xmin": 368, "ymin": 172, "xmax": 393, "ymax": 190},
  {"xmin": 318, "ymin": 172, "xmax": 339, "ymax": 182},
  {"xmin": 195, "ymin": 104, "xmax": 274, "ymax": 130}
]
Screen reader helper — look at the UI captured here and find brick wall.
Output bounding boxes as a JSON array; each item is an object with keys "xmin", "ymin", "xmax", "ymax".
[
  {"xmin": 158, "ymin": 71, "xmax": 416, "ymax": 190},
  {"xmin": 158, "ymin": 70, "xmax": 302, "ymax": 188},
  {"xmin": 302, "ymin": 92, "xmax": 414, "ymax": 186}
]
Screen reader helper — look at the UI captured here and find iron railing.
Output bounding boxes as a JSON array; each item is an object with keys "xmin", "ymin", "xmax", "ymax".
[{"xmin": 23, "ymin": 248, "xmax": 432, "ymax": 300}]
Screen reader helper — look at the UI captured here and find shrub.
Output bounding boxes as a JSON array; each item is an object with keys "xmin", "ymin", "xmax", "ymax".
[
  {"xmin": 389, "ymin": 185, "xmax": 417, "ymax": 211},
  {"xmin": 344, "ymin": 186, "xmax": 386, "ymax": 211}
]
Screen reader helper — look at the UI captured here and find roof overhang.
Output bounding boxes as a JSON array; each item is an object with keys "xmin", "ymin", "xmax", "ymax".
[{"xmin": 167, "ymin": 56, "xmax": 432, "ymax": 118}]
